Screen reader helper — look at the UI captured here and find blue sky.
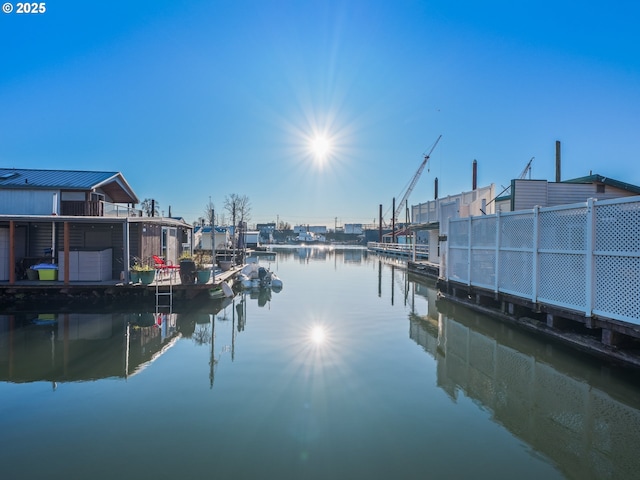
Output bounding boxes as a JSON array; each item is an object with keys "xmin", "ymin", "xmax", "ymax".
[{"xmin": 2, "ymin": 0, "xmax": 639, "ymax": 227}]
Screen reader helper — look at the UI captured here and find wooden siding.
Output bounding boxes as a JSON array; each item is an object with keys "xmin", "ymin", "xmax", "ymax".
[{"xmin": 140, "ymin": 222, "xmax": 163, "ymax": 266}]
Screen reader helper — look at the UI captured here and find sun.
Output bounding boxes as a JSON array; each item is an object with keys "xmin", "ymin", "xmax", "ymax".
[
  {"xmin": 310, "ymin": 325, "xmax": 326, "ymax": 345},
  {"xmin": 310, "ymin": 135, "xmax": 331, "ymax": 160}
]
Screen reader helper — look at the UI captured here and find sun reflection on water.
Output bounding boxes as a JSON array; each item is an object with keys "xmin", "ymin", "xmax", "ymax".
[{"xmin": 310, "ymin": 324, "xmax": 326, "ymax": 345}]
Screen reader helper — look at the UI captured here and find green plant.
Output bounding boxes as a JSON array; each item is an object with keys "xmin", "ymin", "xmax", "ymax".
[
  {"xmin": 193, "ymin": 251, "xmax": 209, "ymax": 270},
  {"xmin": 179, "ymin": 251, "xmax": 192, "ymax": 262},
  {"xmin": 131, "ymin": 258, "xmax": 154, "ymax": 271}
]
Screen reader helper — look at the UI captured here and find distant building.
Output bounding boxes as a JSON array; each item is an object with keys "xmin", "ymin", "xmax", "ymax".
[
  {"xmin": 243, "ymin": 231, "xmax": 260, "ymax": 248},
  {"xmin": 257, "ymin": 222, "xmax": 276, "ymax": 244},
  {"xmin": 194, "ymin": 226, "xmax": 230, "ymax": 250},
  {"xmin": 382, "ymin": 228, "xmax": 413, "ymax": 244},
  {"xmin": 495, "ymin": 174, "xmax": 640, "ymax": 212},
  {"xmin": 294, "ymin": 225, "xmax": 327, "ymax": 235},
  {"xmin": 344, "ymin": 224, "xmax": 363, "ymax": 235},
  {"xmin": 256, "ymin": 222, "xmax": 276, "ymax": 233}
]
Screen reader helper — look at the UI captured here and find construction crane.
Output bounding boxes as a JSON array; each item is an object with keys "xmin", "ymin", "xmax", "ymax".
[
  {"xmin": 519, "ymin": 157, "xmax": 534, "ymax": 179},
  {"xmin": 480, "ymin": 156, "xmax": 535, "ymax": 214},
  {"xmin": 392, "ymin": 134, "xmax": 442, "ymax": 224}
]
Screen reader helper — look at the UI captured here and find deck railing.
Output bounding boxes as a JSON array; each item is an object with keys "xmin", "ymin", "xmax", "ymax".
[
  {"xmin": 59, "ymin": 200, "xmax": 141, "ymax": 217},
  {"xmin": 367, "ymin": 242, "xmax": 429, "ymax": 259},
  {"xmin": 102, "ymin": 201, "xmax": 142, "ymax": 217},
  {"xmin": 60, "ymin": 200, "xmax": 103, "ymax": 216}
]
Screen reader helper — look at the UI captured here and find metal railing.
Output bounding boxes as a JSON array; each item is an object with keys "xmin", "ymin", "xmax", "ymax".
[
  {"xmin": 367, "ymin": 242, "xmax": 429, "ymax": 259},
  {"xmin": 59, "ymin": 200, "xmax": 142, "ymax": 217},
  {"xmin": 102, "ymin": 201, "xmax": 142, "ymax": 217}
]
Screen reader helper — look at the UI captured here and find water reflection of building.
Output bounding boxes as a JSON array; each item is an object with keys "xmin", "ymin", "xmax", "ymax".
[
  {"xmin": 267, "ymin": 246, "xmax": 366, "ymax": 265},
  {"xmin": 0, "ymin": 312, "xmax": 180, "ymax": 382},
  {"xmin": 407, "ymin": 282, "xmax": 640, "ymax": 480}
]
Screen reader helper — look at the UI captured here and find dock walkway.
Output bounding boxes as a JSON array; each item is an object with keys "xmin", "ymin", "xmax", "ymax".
[
  {"xmin": 0, "ymin": 265, "xmax": 244, "ymax": 307},
  {"xmin": 367, "ymin": 241, "xmax": 429, "ymax": 259}
]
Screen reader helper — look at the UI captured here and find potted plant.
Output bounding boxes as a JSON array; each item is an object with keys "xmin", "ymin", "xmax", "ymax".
[
  {"xmin": 179, "ymin": 251, "xmax": 196, "ymax": 285},
  {"xmin": 129, "ymin": 260, "xmax": 142, "ymax": 283},
  {"xmin": 194, "ymin": 252, "xmax": 211, "ymax": 284},
  {"xmin": 132, "ymin": 261, "xmax": 155, "ymax": 285}
]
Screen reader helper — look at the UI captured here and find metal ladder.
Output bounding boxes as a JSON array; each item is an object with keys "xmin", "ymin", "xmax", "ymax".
[{"xmin": 155, "ymin": 270, "xmax": 174, "ymax": 318}]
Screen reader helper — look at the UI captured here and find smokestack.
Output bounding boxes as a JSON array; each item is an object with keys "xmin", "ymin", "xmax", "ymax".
[
  {"xmin": 392, "ymin": 197, "xmax": 396, "ymax": 243},
  {"xmin": 434, "ymin": 177, "xmax": 438, "ymax": 200},
  {"xmin": 555, "ymin": 141, "xmax": 561, "ymax": 182},
  {"xmin": 378, "ymin": 204, "xmax": 382, "ymax": 242},
  {"xmin": 472, "ymin": 159, "xmax": 477, "ymax": 190}
]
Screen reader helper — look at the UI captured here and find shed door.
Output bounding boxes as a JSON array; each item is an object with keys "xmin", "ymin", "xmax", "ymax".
[{"xmin": 163, "ymin": 227, "xmax": 178, "ymax": 263}]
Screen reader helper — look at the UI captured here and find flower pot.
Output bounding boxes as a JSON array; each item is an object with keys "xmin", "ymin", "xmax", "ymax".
[
  {"xmin": 26, "ymin": 268, "xmax": 39, "ymax": 280},
  {"xmin": 139, "ymin": 270, "xmax": 156, "ymax": 285},
  {"xmin": 218, "ymin": 260, "xmax": 233, "ymax": 271},
  {"xmin": 196, "ymin": 270, "xmax": 211, "ymax": 284},
  {"xmin": 180, "ymin": 260, "xmax": 196, "ymax": 285},
  {"xmin": 130, "ymin": 270, "xmax": 141, "ymax": 283}
]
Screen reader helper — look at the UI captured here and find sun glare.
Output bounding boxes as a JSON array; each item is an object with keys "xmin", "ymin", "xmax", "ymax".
[
  {"xmin": 310, "ymin": 135, "xmax": 331, "ymax": 160},
  {"xmin": 310, "ymin": 325, "xmax": 326, "ymax": 345}
]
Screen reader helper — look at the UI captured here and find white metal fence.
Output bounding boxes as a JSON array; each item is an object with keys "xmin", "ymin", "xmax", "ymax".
[{"xmin": 446, "ymin": 196, "xmax": 640, "ymax": 325}]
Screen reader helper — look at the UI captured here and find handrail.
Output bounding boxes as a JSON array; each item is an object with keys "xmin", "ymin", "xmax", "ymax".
[{"xmin": 367, "ymin": 242, "xmax": 429, "ymax": 258}]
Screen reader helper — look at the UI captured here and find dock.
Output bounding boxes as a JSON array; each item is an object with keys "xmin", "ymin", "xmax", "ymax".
[
  {"xmin": 0, "ymin": 265, "xmax": 244, "ymax": 310},
  {"xmin": 367, "ymin": 241, "xmax": 429, "ymax": 259}
]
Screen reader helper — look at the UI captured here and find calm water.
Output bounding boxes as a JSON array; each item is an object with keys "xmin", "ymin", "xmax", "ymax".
[{"xmin": 1, "ymin": 246, "xmax": 640, "ymax": 480}]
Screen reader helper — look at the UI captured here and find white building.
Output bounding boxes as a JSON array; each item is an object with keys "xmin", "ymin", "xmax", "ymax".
[
  {"xmin": 293, "ymin": 225, "xmax": 327, "ymax": 235},
  {"xmin": 344, "ymin": 224, "xmax": 363, "ymax": 234}
]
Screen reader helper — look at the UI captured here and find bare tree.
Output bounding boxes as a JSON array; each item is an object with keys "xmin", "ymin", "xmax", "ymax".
[
  {"xmin": 140, "ymin": 198, "xmax": 159, "ymax": 217},
  {"xmin": 203, "ymin": 199, "xmax": 216, "ymax": 226},
  {"xmin": 224, "ymin": 194, "xmax": 251, "ymax": 247},
  {"xmin": 277, "ymin": 220, "xmax": 291, "ymax": 231}
]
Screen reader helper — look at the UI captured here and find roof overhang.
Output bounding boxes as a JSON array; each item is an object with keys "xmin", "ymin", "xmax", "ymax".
[
  {"xmin": 93, "ymin": 173, "xmax": 139, "ymax": 204},
  {"xmin": 0, "ymin": 215, "xmax": 191, "ymax": 229},
  {"xmin": 407, "ymin": 222, "xmax": 440, "ymax": 231}
]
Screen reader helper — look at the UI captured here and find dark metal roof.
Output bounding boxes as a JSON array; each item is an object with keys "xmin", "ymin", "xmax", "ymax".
[
  {"xmin": 0, "ymin": 168, "xmax": 139, "ymax": 203},
  {"xmin": 562, "ymin": 174, "xmax": 640, "ymax": 194}
]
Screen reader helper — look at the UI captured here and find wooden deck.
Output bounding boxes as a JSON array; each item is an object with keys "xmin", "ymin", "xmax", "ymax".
[{"xmin": 0, "ymin": 265, "xmax": 244, "ymax": 307}]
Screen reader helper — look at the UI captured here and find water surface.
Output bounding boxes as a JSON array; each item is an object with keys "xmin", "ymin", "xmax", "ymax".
[{"xmin": 1, "ymin": 246, "xmax": 639, "ymax": 479}]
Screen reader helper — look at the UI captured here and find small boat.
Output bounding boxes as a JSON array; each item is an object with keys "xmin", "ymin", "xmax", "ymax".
[
  {"xmin": 289, "ymin": 231, "xmax": 326, "ymax": 244},
  {"xmin": 270, "ymin": 273, "xmax": 283, "ymax": 290},
  {"xmin": 209, "ymin": 280, "xmax": 235, "ymax": 299},
  {"xmin": 237, "ymin": 264, "xmax": 283, "ymax": 291},
  {"xmin": 221, "ymin": 281, "xmax": 234, "ymax": 297}
]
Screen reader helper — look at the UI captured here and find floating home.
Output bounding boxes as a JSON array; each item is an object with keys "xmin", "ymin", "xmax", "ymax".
[{"xmin": 0, "ymin": 168, "xmax": 192, "ymax": 291}]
